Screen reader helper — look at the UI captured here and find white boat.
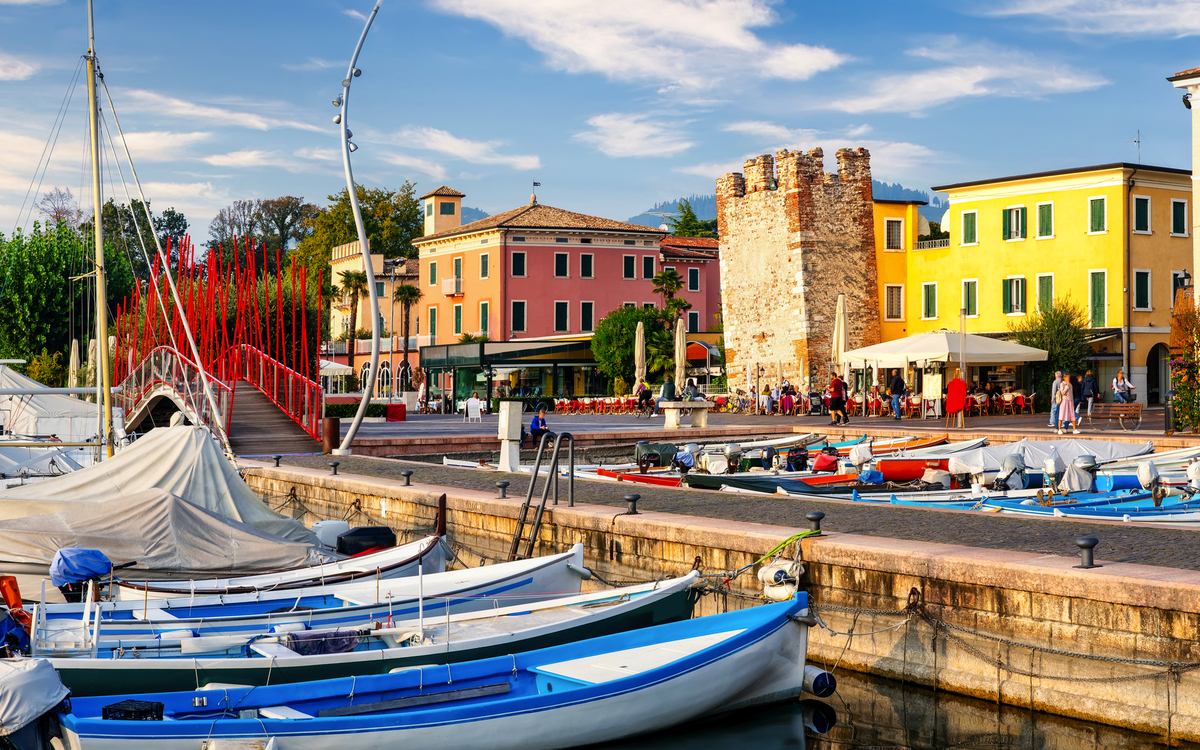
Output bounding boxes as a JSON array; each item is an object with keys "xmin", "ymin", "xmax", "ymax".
[{"xmin": 54, "ymin": 594, "xmax": 824, "ymax": 750}]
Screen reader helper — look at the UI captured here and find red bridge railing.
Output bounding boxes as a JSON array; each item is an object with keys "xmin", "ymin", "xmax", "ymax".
[
  {"xmin": 213, "ymin": 344, "xmax": 323, "ymax": 441},
  {"xmin": 114, "ymin": 346, "xmax": 235, "ymax": 441}
]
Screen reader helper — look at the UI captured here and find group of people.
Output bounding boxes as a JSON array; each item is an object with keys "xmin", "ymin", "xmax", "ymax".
[
  {"xmin": 1046, "ymin": 368, "xmax": 1135, "ymax": 434},
  {"xmin": 632, "ymin": 374, "xmax": 705, "ymax": 416}
]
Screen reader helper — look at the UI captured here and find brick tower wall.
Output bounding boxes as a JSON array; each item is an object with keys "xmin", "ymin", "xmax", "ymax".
[{"xmin": 717, "ymin": 147, "xmax": 880, "ymax": 392}]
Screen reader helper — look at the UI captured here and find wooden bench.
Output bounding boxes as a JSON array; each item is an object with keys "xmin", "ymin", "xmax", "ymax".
[
  {"xmin": 659, "ymin": 401, "xmax": 716, "ymax": 429},
  {"xmin": 1086, "ymin": 402, "xmax": 1143, "ymax": 431}
]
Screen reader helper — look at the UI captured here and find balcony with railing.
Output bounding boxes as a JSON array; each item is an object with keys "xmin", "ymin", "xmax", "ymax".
[
  {"xmin": 915, "ymin": 238, "xmax": 950, "ymax": 250},
  {"xmin": 441, "ymin": 277, "xmax": 463, "ymax": 296}
]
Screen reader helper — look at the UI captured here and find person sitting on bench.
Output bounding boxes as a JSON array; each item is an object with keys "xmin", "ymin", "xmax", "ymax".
[{"xmin": 529, "ymin": 409, "xmax": 549, "ymax": 446}]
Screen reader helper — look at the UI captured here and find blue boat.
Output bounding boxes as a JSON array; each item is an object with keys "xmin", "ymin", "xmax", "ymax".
[{"xmin": 57, "ymin": 595, "xmax": 827, "ymax": 750}]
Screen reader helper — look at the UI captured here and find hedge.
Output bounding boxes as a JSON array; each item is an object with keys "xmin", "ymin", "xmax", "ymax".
[{"xmin": 324, "ymin": 402, "xmax": 388, "ymax": 419}]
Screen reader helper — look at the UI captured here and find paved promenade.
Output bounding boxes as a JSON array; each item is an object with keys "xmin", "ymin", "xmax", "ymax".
[{"xmin": 282, "ymin": 452, "xmax": 1200, "ymax": 571}]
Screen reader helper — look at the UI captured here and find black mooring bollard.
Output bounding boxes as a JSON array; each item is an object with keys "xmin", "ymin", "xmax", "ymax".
[
  {"xmin": 806, "ymin": 511, "xmax": 825, "ymax": 534},
  {"xmin": 401, "ymin": 470, "xmax": 413, "ymax": 487},
  {"xmin": 273, "ymin": 455, "xmax": 283, "ymax": 467},
  {"xmin": 496, "ymin": 480, "xmax": 510, "ymax": 499},
  {"xmin": 1075, "ymin": 537, "xmax": 1100, "ymax": 569},
  {"xmin": 625, "ymin": 494, "xmax": 641, "ymax": 515},
  {"xmin": 328, "ymin": 461, "xmax": 340, "ymax": 476}
]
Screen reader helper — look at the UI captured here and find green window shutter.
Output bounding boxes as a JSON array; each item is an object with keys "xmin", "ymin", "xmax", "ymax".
[
  {"xmin": 1001, "ymin": 209, "xmax": 1010, "ymax": 240},
  {"xmin": 1019, "ymin": 207, "xmax": 1027, "ymax": 239},
  {"xmin": 923, "ymin": 286, "xmax": 935, "ymax": 318},
  {"xmin": 1038, "ymin": 205, "xmax": 1052, "ymax": 237},
  {"xmin": 1090, "ymin": 272, "xmax": 1105, "ymax": 326},
  {"xmin": 1090, "ymin": 199, "xmax": 1105, "ymax": 232},
  {"xmin": 1038, "ymin": 276, "xmax": 1052, "ymax": 312},
  {"xmin": 1018, "ymin": 278, "xmax": 1026, "ymax": 313},
  {"xmin": 964, "ymin": 281, "xmax": 977, "ymax": 316},
  {"xmin": 1174, "ymin": 202, "xmax": 1187, "ymax": 235},
  {"xmin": 1135, "ymin": 271, "xmax": 1149, "ymax": 309},
  {"xmin": 1002, "ymin": 279, "xmax": 1011, "ymax": 313},
  {"xmin": 963, "ymin": 213, "xmax": 977, "ymax": 244},
  {"xmin": 1135, "ymin": 198, "xmax": 1149, "ymax": 232},
  {"xmin": 480, "ymin": 302, "xmax": 489, "ymax": 332},
  {"xmin": 454, "ymin": 305, "xmax": 462, "ymax": 334},
  {"xmin": 430, "ymin": 308, "xmax": 437, "ymax": 336}
]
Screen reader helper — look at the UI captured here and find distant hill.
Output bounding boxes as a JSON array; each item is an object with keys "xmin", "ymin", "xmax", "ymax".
[
  {"xmin": 462, "ymin": 206, "xmax": 490, "ymax": 224},
  {"xmin": 628, "ymin": 183, "xmax": 948, "ymax": 227}
]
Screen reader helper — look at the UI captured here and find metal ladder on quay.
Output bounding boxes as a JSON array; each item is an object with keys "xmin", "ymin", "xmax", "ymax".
[{"xmin": 507, "ymin": 431, "xmax": 575, "ymax": 561}]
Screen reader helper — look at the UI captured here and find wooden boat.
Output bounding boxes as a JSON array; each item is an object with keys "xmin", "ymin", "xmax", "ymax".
[
  {"xmin": 869, "ymin": 437, "xmax": 989, "ymax": 482},
  {"xmin": 1051, "ymin": 505, "xmax": 1200, "ymax": 525},
  {"xmin": 112, "ymin": 535, "xmax": 448, "ymax": 600},
  {"xmin": 56, "ymin": 594, "xmax": 819, "ymax": 750},
  {"xmin": 596, "ymin": 467, "xmax": 684, "ymax": 487},
  {"xmin": 31, "ymin": 545, "xmax": 589, "ymax": 644},
  {"xmin": 44, "ymin": 573, "xmax": 700, "ymax": 697}
]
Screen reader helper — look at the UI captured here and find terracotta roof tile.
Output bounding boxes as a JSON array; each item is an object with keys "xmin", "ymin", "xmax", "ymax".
[
  {"xmin": 414, "ymin": 203, "xmax": 666, "ymax": 244},
  {"xmin": 660, "ymin": 236, "xmax": 718, "ymax": 249},
  {"xmin": 1176, "ymin": 66, "xmax": 1200, "ymax": 78},
  {"xmin": 420, "ymin": 185, "xmax": 466, "ymax": 199}
]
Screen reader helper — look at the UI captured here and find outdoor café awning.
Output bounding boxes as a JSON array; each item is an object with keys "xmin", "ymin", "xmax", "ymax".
[
  {"xmin": 319, "ymin": 359, "xmax": 353, "ymax": 376},
  {"xmin": 841, "ymin": 331, "xmax": 1048, "ymax": 368}
]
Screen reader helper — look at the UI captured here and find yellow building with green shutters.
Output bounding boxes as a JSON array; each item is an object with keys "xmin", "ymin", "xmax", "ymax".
[{"xmin": 884, "ymin": 162, "xmax": 1191, "ymax": 403}]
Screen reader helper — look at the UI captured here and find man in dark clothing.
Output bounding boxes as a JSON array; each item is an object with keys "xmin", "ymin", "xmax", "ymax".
[
  {"xmin": 889, "ymin": 369, "xmax": 906, "ymax": 421},
  {"xmin": 829, "ymin": 374, "xmax": 849, "ymax": 426},
  {"xmin": 529, "ymin": 409, "xmax": 549, "ymax": 446},
  {"xmin": 655, "ymin": 375, "xmax": 677, "ymax": 415}
]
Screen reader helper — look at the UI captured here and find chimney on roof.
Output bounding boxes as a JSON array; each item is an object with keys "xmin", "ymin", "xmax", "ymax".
[{"xmin": 421, "ymin": 186, "xmax": 464, "ymax": 236}]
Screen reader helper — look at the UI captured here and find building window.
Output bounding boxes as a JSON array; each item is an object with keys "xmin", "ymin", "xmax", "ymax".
[
  {"xmin": 644, "ymin": 240, "xmax": 654, "ymax": 246},
  {"xmin": 643, "ymin": 303, "xmax": 655, "ymax": 309},
  {"xmin": 1173, "ymin": 200, "xmax": 1189, "ymax": 237},
  {"xmin": 440, "ymin": 202, "xmax": 455, "ymax": 216},
  {"xmin": 512, "ymin": 236, "xmax": 526, "ymax": 242},
  {"xmin": 1089, "ymin": 197, "xmax": 1107, "ymax": 234},
  {"xmin": 554, "ymin": 253, "xmax": 569, "ymax": 278},
  {"xmin": 1002, "ymin": 277, "xmax": 1026, "ymax": 315},
  {"xmin": 556, "ymin": 237, "xmax": 568, "ymax": 244},
  {"xmin": 429, "ymin": 262, "xmax": 437, "ymax": 286},
  {"xmin": 1002, "ymin": 206, "xmax": 1027, "ymax": 240},
  {"xmin": 581, "ymin": 301, "xmax": 594, "ymax": 332},
  {"xmin": 554, "ymin": 301, "xmax": 569, "ymax": 332},
  {"xmin": 624, "ymin": 239, "xmax": 636, "ymax": 246},
  {"xmin": 643, "ymin": 256, "xmax": 655, "ymax": 279},
  {"xmin": 1174, "ymin": 271, "xmax": 1190, "ymax": 304},
  {"xmin": 512, "ymin": 252, "xmax": 526, "ymax": 277},
  {"xmin": 1134, "ymin": 196, "xmax": 1151, "ymax": 234},
  {"xmin": 961, "ymin": 210, "xmax": 978, "ymax": 246},
  {"xmin": 884, "ymin": 285, "xmax": 903, "ymax": 320},
  {"xmin": 480, "ymin": 238, "xmax": 488, "ymax": 244},
  {"xmin": 511, "ymin": 301, "xmax": 526, "ymax": 332},
  {"xmin": 623, "ymin": 302, "xmax": 636, "ymax": 308},
  {"xmin": 1089, "ymin": 271, "xmax": 1106, "ymax": 327},
  {"xmin": 1036, "ymin": 202, "xmax": 1053, "ymax": 238},
  {"xmin": 480, "ymin": 253, "xmax": 489, "ymax": 279},
  {"xmin": 580, "ymin": 238, "xmax": 592, "ymax": 244},
  {"xmin": 453, "ymin": 257, "xmax": 462, "ymax": 279},
  {"xmin": 479, "ymin": 301, "xmax": 489, "ymax": 333},
  {"xmin": 425, "ymin": 202, "xmax": 433, "ymax": 217},
  {"xmin": 428, "ymin": 307, "xmax": 438, "ymax": 338},
  {"xmin": 1037, "ymin": 274, "xmax": 1054, "ymax": 312},
  {"xmin": 453, "ymin": 304, "xmax": 462, "ymax": 335},
  {"xmin": 687, "ymin": 267, "xmax": 699, "ymax": 292},
  {"xmin": 375, "ymin": 281, "xmax": 384, "ymax": 297},
  {"xmin": 623, "ymin": 256, "xmax": 635, "ymax": 279},
  {"xmin": 885, "ymin": 218, "xmax": 903, "ymax": 250},
  {"xmin": 1134, "ymin": 269, "xmax": 1151, "ymax": 311},
  {"xmin": 580, "ymin": 254, "xmax": 594, "ymax": 278},
  {"xmin": 687, "ymin": 310, "xmax": 700, "ymax": 333},
  {"xmin": 921, "ymin": 282, "xmax": 937, "ymax": 320},
  {"xmin": 962, "ymin": 279, "xmax": 978, "ymax": 317}
]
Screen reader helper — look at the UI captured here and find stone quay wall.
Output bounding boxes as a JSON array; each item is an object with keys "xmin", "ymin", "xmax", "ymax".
[
  {"xmin": 244, "ymin": 462, "xmax": 1200, "ymax": 742},
  {"xmin": 717, "ymin": 147, "xmax": 880, "ymax": 391}
]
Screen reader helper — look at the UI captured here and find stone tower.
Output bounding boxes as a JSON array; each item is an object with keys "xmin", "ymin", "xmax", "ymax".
[{"xmin": 716, "ymin": 147, "xmax": 880, "ymax": 390}]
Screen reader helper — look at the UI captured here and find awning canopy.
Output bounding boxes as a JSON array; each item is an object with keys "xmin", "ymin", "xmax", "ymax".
[
  {"xmin": 842, "ymin": 331, "xmax": 1048, "ymax": 368},
  {"xmin": 319, "ymin": 359, "xmax": 353, "ymax": 376}
]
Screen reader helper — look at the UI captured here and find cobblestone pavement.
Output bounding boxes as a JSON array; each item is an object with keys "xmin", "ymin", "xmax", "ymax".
[{"xmin": 281, "ymin": 455, "xmax": 1200, "ymax": 571}]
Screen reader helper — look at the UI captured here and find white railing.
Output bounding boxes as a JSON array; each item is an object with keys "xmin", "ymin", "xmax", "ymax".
[
  {"xmin": 115, "ymin": 346, "xmax": 234, "ymax": 443},
  {"xmin": 441, "ymin": 277, "xmax": 463, "ymax": 296},
  {"xmin": 916, "ymin": 238, "xmax": 950, "ymax": 250}
]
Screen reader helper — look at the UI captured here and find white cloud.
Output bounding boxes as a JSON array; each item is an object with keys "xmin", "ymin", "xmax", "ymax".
[
  {"xmin": 201, "ymin": 149, "xmax": 304, "ymax": 171},
  {"xmin": 343, "ymin": 8, "xmax": 368, "ymax": 22},
  {"xmin": 719, "ymin": 120, "xmax": 939, "ymax": 176},
  {"xmin": 120, "ymin": 89, "xmax": 326, "ymax": 133},
  {"xmin": 282, "ymin": 57, "xmax": 340, "ymax": 72},
  {"xmin": 294, "ymin": 147, "xmax": 339, "ymax": 161},
  {"xmin": 826, "ymin": 38, "xmax": 1106, "ymax": 114},
  {"xmin": 380, "ymin": 152, "xmax": 447, "ymax": 180},
  {"xmin": 987, "ymin": 0, "xmax": 1200, "ymax": 36},
  {"xmin": 725, "ymin": 120, "xmax": 818, "ymax": 142},
  {"xmin": 394, "ymin": 126, "xmax": 540, "ymax": 170},
  {"xmin": 575, "ymin": 113, "xmax": 694, "ymax": 158},
  {"xmin": 121, "ymin": 131, "xmax": 211, "ymax": 162},
  {"xmin": 674, "ymin": 160, "xmax": 747, "ymax": 178},
  {"xmin": 0, "ymin": 51, "xmax": 36, "ymax": 81},
  {"xmin": 429, "ymin": 0, "xmax": 845, "ymax": 89}
]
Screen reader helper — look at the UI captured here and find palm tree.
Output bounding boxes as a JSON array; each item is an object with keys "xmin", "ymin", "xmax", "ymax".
[
  {"xmin": 652, "ymin": 268, "xmax": 685, "ymax": 322},
  {"xmin": 338, "ymin": 269, "xmax": 369, "ymax": 376},
  {"xmin": 393, "ymin": 282, "xmax": 423, "ymax": 390}
]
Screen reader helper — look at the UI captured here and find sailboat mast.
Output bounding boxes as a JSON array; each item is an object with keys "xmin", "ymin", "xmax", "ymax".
[{"xmin": 86, "ymin": 0, "xmax": 113, "ymax": 458}]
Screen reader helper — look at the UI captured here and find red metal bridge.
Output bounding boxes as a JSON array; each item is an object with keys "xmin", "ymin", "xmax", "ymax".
[{"xmin": 112, "ymin": 236, "xmax": 324, "ymax": 454}]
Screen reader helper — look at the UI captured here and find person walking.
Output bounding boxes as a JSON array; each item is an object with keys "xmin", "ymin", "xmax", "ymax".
[
  {"xmin": 1070, "ymin": 374, "xmax": 1083, "ymax": 413},
  {"xmin": 829, "ymin": 372, "xmax": 849, "ymax": 426},
  {"xmin": 1047, "ymin": 370, "xmax": 1062, "ymax": 428},
  {"xmin": 1057, "ymin": 373, "xmax": 1078, "ymax": 434},
  {"xmin": 1081, "ymin": 370, "xmax": 1099, "ymax": 416},
  {"xmin": 1112, "ymin": 370, "xmax": 1135, "ymax": 403},
  {"xmin": 888, "ymin": 369, "xmax": 906, "ymax": 421}
]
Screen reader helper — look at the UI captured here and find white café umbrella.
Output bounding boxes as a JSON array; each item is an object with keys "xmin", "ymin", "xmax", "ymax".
[
  {"xmin": 67, "ymin": 339, "xmax": 80, "ymax": 392},
  {"xmin": 831, "ymin": 293, "xmax": 849, "ymax": 378},
  {"xmin": 674, "ymin": 317, "xmax": 687, "ymax": 389},
  {"xmin": 635, "ymin": 321, "xmax": 647, "ymax": 385},
  {"xmin": 842, "ymin": 331, "xmax": 1048, "ymax": 368}
]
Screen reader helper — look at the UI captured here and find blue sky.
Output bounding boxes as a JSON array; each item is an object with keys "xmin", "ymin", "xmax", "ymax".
[{"xmin": 1, "ymin": 0, "xmax": 1198, "ymax": 240}]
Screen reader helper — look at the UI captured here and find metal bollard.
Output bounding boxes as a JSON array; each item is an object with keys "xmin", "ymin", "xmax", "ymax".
[
  {"xmin": 1075, "ymin": 537, "xmax": 1100, "ymax": 569},
  {"xmin": 625, "ymin": 494, "xmax": 641, "ymax": 515},
  {"xmin": 273, "ymin": 455, "xmax": 283, "ymax": 467},
  {"xmin": 328, "ymin": 461, "xmax": 340, "ymax": 476},
  {"xmin": 806, "ymin": 511, "xmax": 825, "ymax": 534},
  {"xmin": 401, "ymin": 470, "xmax": 413, "ymax": 487},
  {"xmin": 496, "ymin": 480, "xmax": 510, "ymax": 499}
]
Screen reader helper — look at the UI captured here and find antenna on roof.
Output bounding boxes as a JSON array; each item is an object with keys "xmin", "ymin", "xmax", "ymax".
[{"xmin": 1121, "ymin": 129, "xmax": 1142, "ymax": 164}]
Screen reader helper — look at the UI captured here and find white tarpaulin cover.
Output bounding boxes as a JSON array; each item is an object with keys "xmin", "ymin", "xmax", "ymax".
[
  {"xmin": 0, "ymin": 366, "xmax": 102, "ymax": 442},
  {"xmin": 0, "ymin": 489, "xmax": 323, "ymax": 575},
  {"xmin": 842, "ymin": 331, "xmax": 1049, "ymax": 368},
  {"xmin": 0, "ymin": 425, "xmax": 318, "ymax": 545},
  {"xmin": 0, "ymin": 658, "xmax": 68, "ymax": 737},
  {"xmin": 948, "ymin": 439, "xmax": 1154, "ymax": 475}
]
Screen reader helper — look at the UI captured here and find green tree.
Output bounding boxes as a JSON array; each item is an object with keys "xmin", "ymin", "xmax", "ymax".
[
  {"xmin": 27, "ymin": 348, "xmax": 66, "ymax": 387},
  {"xmin": 1008, "ymin": 296, "xmax": 1091, "ymax": 410},
  {"xmin": 666, "ymin": 198, "xmax": 715, "ymax": 238},
  {"xmin": 652, "ymin": 268, "xmax": 685, "ymax": 323},
  {"xmin": 393, "ymin": 283, "xmax": 423, "ymax": 389},
  {"xmin": 80, "ymin": 198, "xmax": 185, "ymax": 280},
  {"xmin": 258, "ymin": 196, "xmax": 319, "ymax": 253},
  {"xmin": 918, "ymin": 220, "xmax": 949, "ymax": 242},
  {"xmin": 591, "ymin": 305, "xmax": 669, "ymax": 386},
  {"xmin": 338, "ymin": 270, "xmax": 369, "ymax": 373}
]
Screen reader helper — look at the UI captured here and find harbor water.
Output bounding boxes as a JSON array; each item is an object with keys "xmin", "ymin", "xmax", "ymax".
[{"xmin": 597, "ymin": 669, "xmax": 1196, "ymax": 750}]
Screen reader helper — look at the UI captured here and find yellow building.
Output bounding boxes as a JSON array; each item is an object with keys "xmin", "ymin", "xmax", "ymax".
[
  {"xmin": 880, "ymin": 163, "xmax": 1191, "ymax": 402},
  {"xmin": 872, "ymin": 199, "xmax": 925, "ymax": 343}
]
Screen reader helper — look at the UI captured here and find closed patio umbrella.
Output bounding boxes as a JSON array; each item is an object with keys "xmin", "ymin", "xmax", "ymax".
[
  {"xmin": 674, "ymin": 318, "xmax": 687, "ymax": 388},
  {"xmin": 635, "ymin": 321, "xmax": 647, "ymax": 386}
]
